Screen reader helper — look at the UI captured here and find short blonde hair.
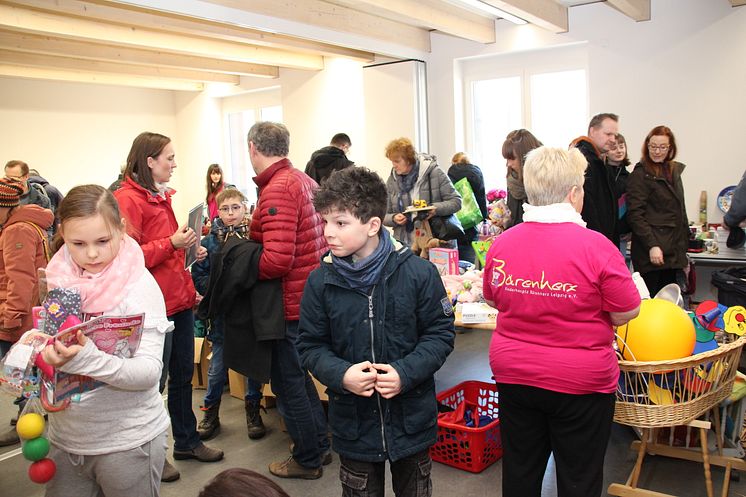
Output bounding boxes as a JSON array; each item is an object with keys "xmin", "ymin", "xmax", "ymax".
[
  {"xmin": 523, "ymin": 147, "xmax": 587, "ymax": 206},
  {"xmin": 385, "ymin": 137, "xmax": 416, "ymax": 165},
  {"xmin": 216, "ymin": 187, "xmax": 246, "ymax": 206},
  {"xmin": 451, "ymin": 152, "xmax": 469, "ymax": 165}
]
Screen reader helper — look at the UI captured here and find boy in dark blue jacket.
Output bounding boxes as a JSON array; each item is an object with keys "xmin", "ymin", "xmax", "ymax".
[
  {"xmin": 192, "ymin": 188, "xmax": 265, "ymax": 440},
  {"xmin": 297, "ymin": 167, "xmax": 455, "ymax": 497}
]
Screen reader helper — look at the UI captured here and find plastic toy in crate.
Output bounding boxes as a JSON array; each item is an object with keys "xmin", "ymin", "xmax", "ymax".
[{"xmin": 430, "ymin": 380, "xmax": 502, "ymax": 473}]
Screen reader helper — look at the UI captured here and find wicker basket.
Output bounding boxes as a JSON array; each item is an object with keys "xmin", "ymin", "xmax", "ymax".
[{"xmin": 614, "ymin": 336, "xmax": 746, "ymax": 428}]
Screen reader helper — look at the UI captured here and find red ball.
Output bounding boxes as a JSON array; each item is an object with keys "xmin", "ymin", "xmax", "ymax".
[{"xmin": 28, "ymin": 458, "xmax": 56, "ymax": 484}]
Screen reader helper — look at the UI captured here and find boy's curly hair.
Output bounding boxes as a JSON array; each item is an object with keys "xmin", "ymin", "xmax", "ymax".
[{"xmin": 313, "ymin": 166, "xmax": 387, "ymax": 223}]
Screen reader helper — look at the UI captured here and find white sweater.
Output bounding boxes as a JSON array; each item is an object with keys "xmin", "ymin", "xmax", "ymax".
[{"xmin": 48, "ymin": 270, "xmax": 172, "ymax": 455}]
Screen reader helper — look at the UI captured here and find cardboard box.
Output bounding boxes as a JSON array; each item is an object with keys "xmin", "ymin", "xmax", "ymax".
[
  {"xmin": 429, "ymin": 247, "xmax": 459, "ymax": 275},
  {"xmin": 228, "ymin": 369, "xmax": 327, "ymax": 404},
  {"xmin": 192, "ymin": 337, "xmax": 211, "ymax": 389}
]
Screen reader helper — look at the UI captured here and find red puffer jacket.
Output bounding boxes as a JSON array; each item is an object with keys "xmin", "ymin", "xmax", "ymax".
[
  {"xmin": 114, "ymin": 178, "xmax": 196, "ymax": 316},
  {"xmin": 250, "ymin": 159, "xmax": 326, "ymax": 321}
]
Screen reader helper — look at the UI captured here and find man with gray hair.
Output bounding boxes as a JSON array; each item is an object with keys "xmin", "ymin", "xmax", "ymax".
[
  {"xmin": 246, "ymin": 122, "xmax": 331, "ymax": 480},
  {"xmin": 570, "ymin": 113, "xmax": 619, "ymax": 246}
]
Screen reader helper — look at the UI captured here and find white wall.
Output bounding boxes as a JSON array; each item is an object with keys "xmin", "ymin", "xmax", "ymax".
[
  {"xmin": 0, "ymin": 77, "xmax": 176, "ymax": 195},
  {"xmin": 428, "ymin": 0, "xmax": 746, "ymax": 224},
  {"xmin": 279, "ymin": 57, "xmax": 366, "ymax": 172}
]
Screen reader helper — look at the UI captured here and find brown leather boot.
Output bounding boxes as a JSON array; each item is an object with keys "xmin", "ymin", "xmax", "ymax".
[
  {"xmin": 245, "ymin": 399, "xmax": 267, "ymax": 440},
  {"xmin": 197, "ymin": 401, "xmax": 221, "ymax": 441}
]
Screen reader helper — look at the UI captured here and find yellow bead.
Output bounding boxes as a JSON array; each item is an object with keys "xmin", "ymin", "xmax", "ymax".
[{"xmin": 16, "ymin": 413, "xmax": 45, "ymax": 440}]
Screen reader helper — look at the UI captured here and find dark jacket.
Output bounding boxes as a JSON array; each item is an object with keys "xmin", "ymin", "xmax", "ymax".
[
  {"xmin": 297, "ymin": 242, "xmax": 455, "ymax": 462},
  {"xmin": 28, "ymin": 175, "xmax": 63, "ymax": 213},
  {"xmin": 192, "ymin": 219, "xmax": 225, "ymax": 342},
  {"xmin": 304, "ymin": 146, "xmax": 354, "ymax": 185},
  {"xmin": 725, "ymin": 170, "xmax": 746, "ymax": 228},
  {"xmin": 197, "ymin": 236, "xmax": 284, "ymax": 383},
  {"xmin": 609, "ymin": 162, "xmax": 631, "ymax": 235},
  {"xmin": 626, "ymin": 161, "xmax": 689, "ymax": 274},
  {"xmin": 572, "ymin": 137, "xmax": 619, "ymax": 246},
  {"xmin": 447, "ymin": 163, "xmax": 488, "ymax": 220}
]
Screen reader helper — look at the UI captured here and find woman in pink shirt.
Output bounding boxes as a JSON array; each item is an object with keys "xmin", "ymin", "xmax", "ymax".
[{"xmin": 483, "ymin": 146, "xmax": 641, "ymax": 497}]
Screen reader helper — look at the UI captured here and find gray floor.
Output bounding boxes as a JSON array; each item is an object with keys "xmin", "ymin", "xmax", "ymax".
[{"xmin": 2, "ymin": 329, "xmax": 745, "ymax": 496}]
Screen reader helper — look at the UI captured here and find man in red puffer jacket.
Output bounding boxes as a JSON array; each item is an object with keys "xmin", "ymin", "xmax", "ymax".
[{"xmin": 247, "ymin": 122, "xmax": 331, "ymax": 480}]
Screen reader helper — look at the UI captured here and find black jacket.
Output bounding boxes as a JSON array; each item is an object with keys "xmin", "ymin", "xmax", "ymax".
[
  {"xmin": 574, "ymin": 138, "xmax": 619, "ymax": 246},
  {"xmin": 448, "ymin": 162, "xmax": 488, "ymax": 242},
  {"xmin": 197, "ymin": 237, "xmax": 284, "ymax": 382},
  {"xmin": 297, "ymin": 243, "xmax": 455, "ymax": 462},
  {"xmin": 304, "ymin": 146, "xmax": 354, "ymax": 184},
  {"xmin": 626, "ymin": 161, "xmax": 689, "ymax": 274}
]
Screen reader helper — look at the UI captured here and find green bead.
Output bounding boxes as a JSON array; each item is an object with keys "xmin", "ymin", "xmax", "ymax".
[{"xmin": 22, "ymin": 437, "xmax": 50, "ymax": 462}]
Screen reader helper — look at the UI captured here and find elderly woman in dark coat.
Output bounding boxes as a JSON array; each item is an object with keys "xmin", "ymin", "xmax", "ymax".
[{"xmin": 626, "ymin": 126, "xmax": 689, "ymax": 296}]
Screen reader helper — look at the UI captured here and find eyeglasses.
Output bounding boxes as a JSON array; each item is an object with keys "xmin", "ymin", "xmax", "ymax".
[
  {"xmin": 648, "ymin": 144, "xmax": 670, "ymax": 152},
  {"xmin": 218, "ymin": 204, "xmax": 244, "ymax": 213}
]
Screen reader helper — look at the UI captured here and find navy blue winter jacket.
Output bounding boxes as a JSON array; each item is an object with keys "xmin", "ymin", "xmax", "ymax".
[{"xmin": 297, "ymin": 241, "xmax": 455, "ymax": 462}]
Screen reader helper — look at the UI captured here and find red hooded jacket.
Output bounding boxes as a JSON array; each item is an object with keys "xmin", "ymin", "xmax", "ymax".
[
  {"xmin": 0, "ymin": 205, "xmax": 54, "ymax": 342},
  {"xmin": 250, "ymin": 159, "xmax": 327, "ymax": 321},
  {"xmin": 114, "ymin": 177, "xmax": 195, "ymax": 316}
]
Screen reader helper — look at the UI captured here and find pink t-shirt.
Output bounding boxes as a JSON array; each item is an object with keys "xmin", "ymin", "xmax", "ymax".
[{"xmin": 483, "ymin": 222, "xmax": 640, "ymax": 394}]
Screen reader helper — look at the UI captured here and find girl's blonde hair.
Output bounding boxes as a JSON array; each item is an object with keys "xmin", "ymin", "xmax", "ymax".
[
  {"xmin": 523, "ymin": 147, "xmax": 587, "ymax": 206},
  {"xmin": 52, "ymin": 185, "xmax": 123, "ymax": 253},
  {"xmin": 451, "ymin": 152, "xmax": 470, "ymax": 165}
]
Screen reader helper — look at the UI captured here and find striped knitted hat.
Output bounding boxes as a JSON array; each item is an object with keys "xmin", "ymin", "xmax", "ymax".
[{"xmin": 0, "ymin": 177, "xmax": 24, "ymax": 208}]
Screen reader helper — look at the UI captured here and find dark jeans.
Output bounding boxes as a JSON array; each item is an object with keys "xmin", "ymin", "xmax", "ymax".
[
  {"xmin": 339, "ymin": 450, "xmax": 433, "ymax": 497},
  {"xmin": 162, "ymin": 309, "xmax": 200, "ymax": 451},
  {"xmin": 497, "ymin": 383, "xmax": 615, "ymax": 497},
  {"xmin": 271, "ymin": 320, "xmax": 329, "ymax": 468},
  {"xmin": 641, "ymin": 268, "xmax": 678, "ymax": 297}
]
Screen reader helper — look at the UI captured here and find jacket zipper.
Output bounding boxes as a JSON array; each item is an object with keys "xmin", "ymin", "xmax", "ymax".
[{"xmin": 368, "ymin": 287, "xmax": 388, "ymax": 455}]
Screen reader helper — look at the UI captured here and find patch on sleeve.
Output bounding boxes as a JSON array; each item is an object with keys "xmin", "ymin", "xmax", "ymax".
[
  {"xmin": 268, "ymin": 207, "xmax": 277, "ymax": 215},
  {"xmin": 440, "ymin": 297, "xmax": 454, "ymax": 317},
  {"xmin": 15, "ymin": 243, "xmax": 23, "ymax": 250}
]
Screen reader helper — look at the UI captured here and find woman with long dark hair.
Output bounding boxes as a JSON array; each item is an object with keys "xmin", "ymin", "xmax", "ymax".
[
  {"xmin": 205, "ymin": 164, "xmax": 226, "ymax": 222},
  {"xmin": 502, "ymin": 129, "xmax": 543, "ymax": 229},
  {"xmin": 626, "ymin": 126, "xmax": 689, "ymax": 296},
  {"xmin": 114, "ymin": 132, "xmax": 223, "ymax": 483}
]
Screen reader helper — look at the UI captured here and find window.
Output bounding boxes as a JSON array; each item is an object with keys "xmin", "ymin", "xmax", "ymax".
[
  {"xmin": 461, "ymin": 45, "xmax": 589, "ymax": 192},
  {"xmin": 224, "ymin": 105, "xmax": 283, "ymax": 206}
]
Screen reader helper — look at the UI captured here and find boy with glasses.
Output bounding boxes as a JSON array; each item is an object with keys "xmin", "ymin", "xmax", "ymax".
[{"xmin": 191, "ymin": 188, "xmax": 266, "ymax": 441}]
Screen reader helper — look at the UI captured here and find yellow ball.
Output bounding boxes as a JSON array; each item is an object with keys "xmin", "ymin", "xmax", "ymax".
[
  {"xmin": 616, "ymin": 299, "xmax": 695, "ymax": 362},
  {"xmin": 16, "ymin": 413, "xmax": 45, "ymax": 440}
]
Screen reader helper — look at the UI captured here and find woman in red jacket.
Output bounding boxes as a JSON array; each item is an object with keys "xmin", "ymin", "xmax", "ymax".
[{"xmin": 114, "ymin": 132, "xmax": 222, "ymax": 482}]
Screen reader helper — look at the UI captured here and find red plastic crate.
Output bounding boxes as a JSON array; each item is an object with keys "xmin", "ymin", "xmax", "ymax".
[{"xmin": 430, "ymin": 380, "xmax": 502, "ymax": 473}]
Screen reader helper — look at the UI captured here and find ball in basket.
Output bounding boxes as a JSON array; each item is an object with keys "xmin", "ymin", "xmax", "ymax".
[{"xmin": 616, "ymin": 298, "xmax": 695, "ymax": 361}]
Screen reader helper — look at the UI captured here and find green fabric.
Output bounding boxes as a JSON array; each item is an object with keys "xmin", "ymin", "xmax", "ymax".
[
  {"xmin": 194, "ymin": 318, "xmax": 207, "ymax": 338},
  {"xmin": 472, "ymin": 240, "xmax": 493, "ymax": 269},
  {"xmin": 453, "ymin": 177, "xmax": 482, "ymax": 230}
]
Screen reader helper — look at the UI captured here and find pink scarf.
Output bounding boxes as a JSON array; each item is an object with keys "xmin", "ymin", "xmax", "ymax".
[{"xmin": 45, "ymin": 234, "xmax": 146, "ymax": 314}]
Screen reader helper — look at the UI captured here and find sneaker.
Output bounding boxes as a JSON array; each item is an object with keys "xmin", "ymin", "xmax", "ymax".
[
  {"xmin": 161, "ymin": 459, "xmax": 181, "ymax": 483},
  {"xmin": 269, "ymin": 456, "xmax": 322, "ymax": 480},
  {"xmin": 173, "ymin": 443, "xmax": 224, "ymax": 462},
  {"xmin": 289, "ymin": 442, "xmax": 332, "ymax": 466}
]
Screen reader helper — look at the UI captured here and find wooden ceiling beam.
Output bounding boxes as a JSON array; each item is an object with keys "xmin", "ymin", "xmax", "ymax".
[
  {"xmin": 4, "ymin": 0, "xmax": 374, "ymax": 62},
  {"xmin": 605, "ymin": 0, "xmax": 651, "ymax": 21},
  {"xmin": 729, "ymin": 0, "xmax": 746, "ymax": 6},
  {"xmin": 202, "ymin": 0, "xmax": 431, "ymax": 52},
  {"xmin": 0, "ymin": 3, "xmax": 324, "ymax": 70},
  {"xmin": 0, "ymin": 48, "xmax": 241, "ymax": 83},
  {"xmin": 0, "ymin": 30, "xmax": 278, "ymax": 77},
  {"xmin": 0, "ymin": 63, "xmax": 205, "ymax": 90},
  {"xmin": 327, "ymin": 0, "xmax": 496, "ymax": 44},
  {"xmin": 481, "ymin": 0, "xmax": 568, "ymax": 33}
]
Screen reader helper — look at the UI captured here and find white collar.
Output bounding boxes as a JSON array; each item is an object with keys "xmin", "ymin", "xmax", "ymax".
[{"xmin": 522, "ymin": 202, "xmax": 586, "ymax": 227}]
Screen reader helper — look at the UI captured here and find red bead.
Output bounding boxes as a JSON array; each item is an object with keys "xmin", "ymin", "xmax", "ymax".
[{"xmin": 28, "ymin": 458, "xmax": 56, "ymax": 484}]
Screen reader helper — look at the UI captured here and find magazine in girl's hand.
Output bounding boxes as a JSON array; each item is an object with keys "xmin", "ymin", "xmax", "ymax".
[{"xmin": 52, "ymin": 314, "xmax": 145, "ymax": 403}]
